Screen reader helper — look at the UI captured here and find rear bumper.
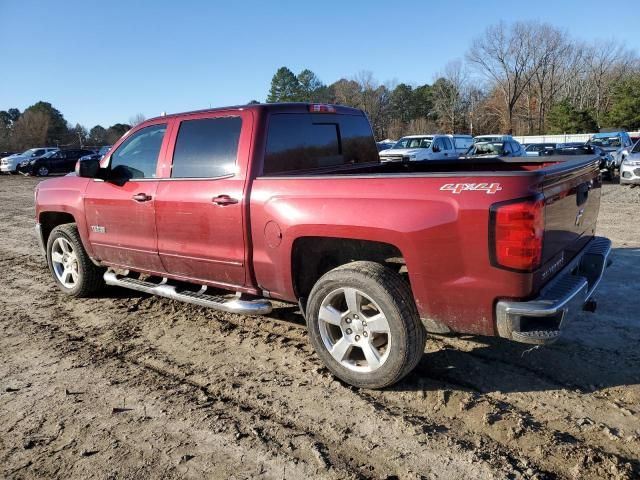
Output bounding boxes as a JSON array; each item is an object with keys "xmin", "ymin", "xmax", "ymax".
[{"xmin": 495, "ymin": 236, "xmax": 612, "ymax": 345}]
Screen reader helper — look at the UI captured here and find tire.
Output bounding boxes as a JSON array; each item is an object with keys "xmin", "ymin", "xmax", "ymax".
[
  {"xmin": 46, "ymin": 223, "xmax": 105, "ymax": 297},
  {"xmin": 306, "ymin": 261, "xmax": 426, "ymax": 389},
  {"xmin": 37, "ymin": 166, "xmax": 49, "ymax": 176}
]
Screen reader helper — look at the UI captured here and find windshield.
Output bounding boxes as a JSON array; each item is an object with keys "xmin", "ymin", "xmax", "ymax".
[
  {"xmin": 631, "ymin": 141, "xmax": 640, "ymax": 154},
  {"xmin": 392, "ymin": 137, "xmax": 433, "ymax": 149},
  {"xmin": 474, "ymin": 136, "xmax": 502, "ymax": 143},
  {"xmin": 589, "ymin": 135, "xmax": 621, "ymax": 148},
  {"xmin": 20, "ymin": 148, "xmax": 37, "ymax": 156},
  {"xmin": 467, "ymin": 142, "xmax": 504, "ymax": 155}
]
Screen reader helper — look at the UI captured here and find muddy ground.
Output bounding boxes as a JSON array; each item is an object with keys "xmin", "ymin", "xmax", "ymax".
[{"xmin": 0, "ymin": 174, "xmax": 638, "ymax": 479}]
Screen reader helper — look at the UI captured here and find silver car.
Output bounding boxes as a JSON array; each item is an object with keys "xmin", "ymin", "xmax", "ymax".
[
  {"xmin": 620, "ymin": 141, "xmax": 640, "ymax": 185},
  {"xmin": 1, "ymin": 147, "xmax": 58, "ymax": 173}
]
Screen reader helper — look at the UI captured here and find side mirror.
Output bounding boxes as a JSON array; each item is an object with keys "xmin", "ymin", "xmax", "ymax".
[{"xmin": 76, "ymin": 158, "xmax": 101, "ymax": 178}]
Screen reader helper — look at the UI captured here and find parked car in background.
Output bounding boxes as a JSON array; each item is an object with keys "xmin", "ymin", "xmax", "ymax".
[
  {"xmin": 463, "ymin": 139, "xmax": 526, "ymax": 158},
  {"xmin": 0, "ymin": 151, "xmax": 16, "ymax": 159},
  {"xmin": 620, "ymin": 140, "xmax": 640, "ymax": 185},
  {"xmin": 447, "ymin": 134, "xmax": 473, "ymax": 153},
  {"xmin": 1, "ymin": 147, "xmax": 58, "ymax": 174},
  {"xmin": 587, "ymin": 131, "xmax": 633, "ymax": 169},
  {"xmin": 550, "ymin": 144, "xmax": 615, "ymax": 179},
  {"xmin": 525, "ymin": 143, "xmax": 557, "ymax": 157},
  {"xmin": 376, "ymin": 141, "xmax": 394, "ymax": 152},
  {"xmin": 473, "ymin": 134, "xmax": 515, "ymax": 144},
  {"xmin": 79, "ymin": 145, "xmax": 112, "ymax": 162},
  {"xmin": 379, "ymin": 134, "xmax": 458, "ymax": 162},
  {"xmin": 18, "ymin": 148, "xmax": 95, "ymax": 176}
]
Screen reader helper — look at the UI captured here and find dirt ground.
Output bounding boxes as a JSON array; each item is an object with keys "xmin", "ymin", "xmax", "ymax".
[{"xmin": 0, "ymin": 175, "xmax": 638, "ymax": 480}]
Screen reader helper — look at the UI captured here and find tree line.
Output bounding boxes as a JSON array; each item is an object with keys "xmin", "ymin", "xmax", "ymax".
[
  {"xmin": 0, "ymin": 102, "xmax": 144, "ymax": 152},
  {"xmin": 264, "ymin": 21, "xmax": 640, "ymax": 139}
]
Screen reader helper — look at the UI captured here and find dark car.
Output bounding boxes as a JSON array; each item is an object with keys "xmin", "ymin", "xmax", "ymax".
[
  {"xmin": 463, "ymin": 139, "xmax": 526, "ymax": 158},
  {"xmin": 78, "ymin": 145, "xmax": 112, "ymax": 162},
  {"xmin": 18, "ymin": 149, "xmax": 96, "ymax": 176},
  {"xmin": 524, "ymin": 143, "xmax": 557, "ymax": 157},
  {"xmin": 549, "ymin": 144, "xmax": 614, "ymax": 178}
]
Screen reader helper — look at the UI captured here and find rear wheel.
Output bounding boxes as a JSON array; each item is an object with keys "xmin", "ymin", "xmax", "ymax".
[
  {"xmin": 47, "ymin": 223, "xmax": 104, "ymax": 297},
  {"xmin": 306, "ymin": 261, "xmax": 425, "ymax": 389}
]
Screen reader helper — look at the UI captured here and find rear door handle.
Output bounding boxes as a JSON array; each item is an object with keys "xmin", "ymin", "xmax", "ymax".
[
  {"xmin": 212, "ymin": 195, "xmax": 239, "ymax": 206},
  {"xmin": 132, "ymin": 193, "xmax": 152, "ymax": 202}
]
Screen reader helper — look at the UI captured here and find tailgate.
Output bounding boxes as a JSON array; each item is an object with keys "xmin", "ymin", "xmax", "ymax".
[{"xmin": 541, "ymin": 155, "xmax": 601, "ymax": 267}]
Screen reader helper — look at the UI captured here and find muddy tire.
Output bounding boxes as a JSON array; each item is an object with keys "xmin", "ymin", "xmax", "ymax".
[
  {"xmin": 46, "ymin": 223, "xmax": 105, "ymax": 297},
  {"xmin": 306, "ymin": 261, "xmax": 425, "ymax": 389}
]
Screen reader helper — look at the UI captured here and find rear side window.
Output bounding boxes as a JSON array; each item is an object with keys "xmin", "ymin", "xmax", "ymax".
[
  {"xmin": 263, "ymin": 113, "xmax": 378, "ymax": 175},
  {"xmin": 171, "ymin": 117, "xmax": 242, "ymax": 178}
]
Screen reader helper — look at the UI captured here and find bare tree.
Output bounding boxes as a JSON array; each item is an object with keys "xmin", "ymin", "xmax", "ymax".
[
  {"xmin": 11, "ymin": 111, "xmax": 49, "ymax": 150},
  {"xmin": 467, "ymin": 21, "xmax": 543, "ymax": 133},
  {"xmin": 129, "ymin": 113, "xmax": 146, "ymax": 126},
  {"xmin": 432, "ymin": 60, "xmax": 469, "ymax": 133}
]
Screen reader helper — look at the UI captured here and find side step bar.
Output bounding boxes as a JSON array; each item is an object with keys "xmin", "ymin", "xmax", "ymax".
[{"xmin": 104, "ymin": 271, "xmax": 272, "ymax": 315}]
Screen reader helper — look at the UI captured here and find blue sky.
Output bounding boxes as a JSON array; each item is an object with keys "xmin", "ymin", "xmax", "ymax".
[{"xmin": 1, "ymin": 0, "xmax": 638, "ymax": 128}]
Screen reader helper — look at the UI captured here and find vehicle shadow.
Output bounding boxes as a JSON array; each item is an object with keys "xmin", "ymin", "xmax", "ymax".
[{"xmin": 394, "ymin": 247, "xmax": 640, "ymax": 394}]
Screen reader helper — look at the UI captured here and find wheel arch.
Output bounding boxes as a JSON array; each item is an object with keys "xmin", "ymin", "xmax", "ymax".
[
  {"xmin": 291, "ymin": 236, "xmax": 410, "ymax": 302},
  {"xmin": 39, "ymin": 211, "xmax": 77, "ymax": 247}
]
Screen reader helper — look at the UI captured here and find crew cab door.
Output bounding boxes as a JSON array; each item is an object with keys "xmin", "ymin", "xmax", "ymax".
[
  {"xmin": 431, "ymin": 138, "xmax": 448, "ymax": 160},
  {"xmin": 441, "ymin": 136, "xmax": 456, "ymax": 159},
  {"xmin": 83, "ymin": 121, "xmax": 171, "ymax": 272},
  {"xmin": 153, "ymin": 110, "xmax": 251, "ymax": 289}
]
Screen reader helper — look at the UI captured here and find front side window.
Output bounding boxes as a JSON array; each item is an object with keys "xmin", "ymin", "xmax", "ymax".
[
  {"xmin": 442, "ymin": 137, "xmax": 453, "ymax": 150},
  {"xmin": 171, "ymin": 117, "xmax": 242, "ymax": 178},
  {"xmin": 110, "ymin": 123, "xmax": 166, "ymax": 180}
]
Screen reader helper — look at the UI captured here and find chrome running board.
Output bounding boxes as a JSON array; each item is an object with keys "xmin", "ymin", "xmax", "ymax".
[{"xmin": 104, "ymin": 271, "xmax": 272, "ymax": 315}]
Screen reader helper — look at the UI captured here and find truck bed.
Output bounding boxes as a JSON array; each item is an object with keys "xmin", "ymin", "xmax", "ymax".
[{"xmin": 263, "ymin": 155, "xmax": 598, "ymax": 177}]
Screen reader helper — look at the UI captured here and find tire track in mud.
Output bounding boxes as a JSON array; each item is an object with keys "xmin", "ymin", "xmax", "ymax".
[
  {"xmin": 2, "ymin": 260, "xmax": 636, "ymax": 480},
  {"xmin": 2, "ymin": 295, "xmax": 508, "ymax": 480},
  {"xmin": 1, "ymin": 252, "xmax": 638, "ymax": 479}
]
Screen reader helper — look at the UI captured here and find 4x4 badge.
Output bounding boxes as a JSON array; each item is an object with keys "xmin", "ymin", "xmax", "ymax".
[{"xmin": 440, "ymin": 183, "xmax": 502, "ymax": 194}]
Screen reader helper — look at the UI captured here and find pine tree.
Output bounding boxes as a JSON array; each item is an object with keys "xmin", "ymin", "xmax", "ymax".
[
  {"xmin": 266, "ymin": 67, "xmax": 301, "ymax": 102},
  {"xmin": 297, "ymin": 69, "xmax": 324, "ymax": 102}
]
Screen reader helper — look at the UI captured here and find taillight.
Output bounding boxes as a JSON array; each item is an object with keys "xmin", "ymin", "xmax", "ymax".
[
  {"xmin": 490, "ymin": 197, "xmax": 544, "ymax": 271},
  {"xmin": 309, "ymin": 104, "xmax": 336, "ymax": 113}
]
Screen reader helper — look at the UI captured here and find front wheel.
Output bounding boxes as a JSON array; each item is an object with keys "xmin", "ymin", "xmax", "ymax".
[
  {"xmin": 306, "ymin": 261, "xmax": 425, "ymax": 389},
  {"xmin": 37, "ymin": 166, "xmax": 49, "ymax": 176},
  {"xmin": 46, "ymin": 223, "xmax": 105, "ymax": 297}
]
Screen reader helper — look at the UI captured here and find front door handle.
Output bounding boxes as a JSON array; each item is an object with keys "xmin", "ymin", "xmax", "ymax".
[
  {"xmin": 212, "ymin": 195, "xmax": 239, "ymax": 206},
  {"xmin": 132, "ymin": 193, "xmax": 152, "ymax": 202}
]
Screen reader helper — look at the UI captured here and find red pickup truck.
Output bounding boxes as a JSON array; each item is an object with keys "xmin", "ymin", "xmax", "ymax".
[{"xmin": 34, "ymin": 103, "xmax": 611, "ymax": 388}]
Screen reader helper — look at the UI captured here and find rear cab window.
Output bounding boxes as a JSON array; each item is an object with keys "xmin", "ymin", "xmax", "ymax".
[{"xmin": 263, "ymin": 113, "xmax": 378, "ymax": 175}]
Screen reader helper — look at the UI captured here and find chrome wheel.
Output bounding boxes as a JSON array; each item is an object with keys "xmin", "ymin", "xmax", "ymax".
[
  {"xmin": 318, "ymin": 287, "xmax": 391, "ymax": 373},
  {"xmin": 51, "ymin": 237, "xmax": 79, "ymax": 288}
]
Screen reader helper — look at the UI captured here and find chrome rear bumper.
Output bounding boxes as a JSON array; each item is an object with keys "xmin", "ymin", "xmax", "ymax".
[{"xmin": 496, "ymin": 236, "xmax": 612, "ymax": 345}]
